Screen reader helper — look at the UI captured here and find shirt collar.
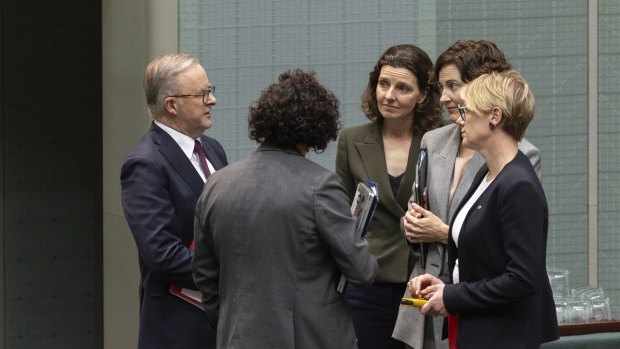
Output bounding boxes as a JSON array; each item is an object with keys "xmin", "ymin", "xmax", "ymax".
[{"xmin": 154, "ymin": 120, "xmax": 198, "ymax": 160}]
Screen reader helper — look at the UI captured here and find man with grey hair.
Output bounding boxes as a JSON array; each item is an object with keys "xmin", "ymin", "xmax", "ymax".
[{"xmin": 121, "ymin": 53, "xmax": 227, "ymax": 349}]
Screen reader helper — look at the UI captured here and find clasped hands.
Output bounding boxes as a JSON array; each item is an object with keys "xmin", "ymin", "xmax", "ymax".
[
  {"xmin": 408, "ymin": 274, "xmax": 449, "ymax": 317},
  {"xmin": 402, "ymin": 203, "xmax": 449, "ymax": 244}
]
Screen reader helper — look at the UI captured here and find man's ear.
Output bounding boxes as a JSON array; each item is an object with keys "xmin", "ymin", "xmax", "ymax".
[{"xmin": 164, "ymin": 97, "xmax": 178, "ymax": 115}]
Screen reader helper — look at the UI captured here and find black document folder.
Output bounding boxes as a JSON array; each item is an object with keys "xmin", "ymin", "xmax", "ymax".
[{"xmin": 412, "ymin": 148, "xmax": 428, "ymax": 267}]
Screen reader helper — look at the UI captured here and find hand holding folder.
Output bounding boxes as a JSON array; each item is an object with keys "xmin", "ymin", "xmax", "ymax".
[
  {"xmin": 350, "ymin": 180, "xmax": 379, "ymax": 238},
  {"xmin": 169, "ymin": 241, "xmax": 205, "ymax": 310},
  {"xmin": 336, "ymin": 180, "xmax": 379, "ymax": 294}
]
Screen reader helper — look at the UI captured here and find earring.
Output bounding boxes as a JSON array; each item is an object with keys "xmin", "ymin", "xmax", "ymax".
[{"xmin": 489, "ymin": 122, "xmax": 495, "ymax": 130}]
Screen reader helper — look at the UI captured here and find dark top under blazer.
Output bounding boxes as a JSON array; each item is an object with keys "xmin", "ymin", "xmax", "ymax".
[
  {"xmin": 336, "ymin": 121, "xmax": 420, "ymax": 282},
  {"xmin": 121, "ymin": 122, "xmax": 228, "ymax": 349},
  {"xmin": 443, "ymin": 151, "xmax": 558, "ymax": 348}
]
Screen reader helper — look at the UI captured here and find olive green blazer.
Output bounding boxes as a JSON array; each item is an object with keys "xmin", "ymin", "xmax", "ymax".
[{"xmin": 336, "ymin": 121, "xmax": 420, "ymax": 282}]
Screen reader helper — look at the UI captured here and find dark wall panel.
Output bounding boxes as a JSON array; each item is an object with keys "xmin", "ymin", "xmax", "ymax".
[{"xmin": 1, "ymin": 0, "xmax": 102, "ymax": 348}]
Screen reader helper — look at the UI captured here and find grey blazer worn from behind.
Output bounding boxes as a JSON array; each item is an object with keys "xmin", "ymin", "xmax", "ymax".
[
  {"xmin": 193, "ymin": 143, "xmax": 378, "ymax": 349},
  {"xmin": 392, "ymin": 123, "xmax": 541, "ymax": 349}
]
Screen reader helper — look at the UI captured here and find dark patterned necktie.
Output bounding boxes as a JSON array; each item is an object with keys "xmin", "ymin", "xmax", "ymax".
[{"xmin": 193, "ymin": 140, "xmax": 212, "ymax": 178}]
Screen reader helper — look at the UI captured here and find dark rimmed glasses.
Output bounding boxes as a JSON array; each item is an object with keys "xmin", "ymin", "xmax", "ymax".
[
  {"xmin": 457, "ymin": 104, "xmax": 469, "ymax": 122},
  {"xmin": 168, "ymin": 85, "xmax": 215, "ymax": 105}
]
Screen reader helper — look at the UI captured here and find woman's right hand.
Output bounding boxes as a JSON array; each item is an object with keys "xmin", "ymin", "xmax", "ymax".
[
  {"xmin": 408, "ymin": 273, "xmax": 442, "ymax": 297},
  {"xmin": 403, "ymin": 203, "xmax": 449, "ymax": 244},
  {"xmin": 408, "ymin": 274, "xmax": 449, "ymax": 317}
]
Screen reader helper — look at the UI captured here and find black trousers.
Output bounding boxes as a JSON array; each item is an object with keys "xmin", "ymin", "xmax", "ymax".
[{"xmin": 345, "ymin": 282, "xmax": 407, "ymax": 349}]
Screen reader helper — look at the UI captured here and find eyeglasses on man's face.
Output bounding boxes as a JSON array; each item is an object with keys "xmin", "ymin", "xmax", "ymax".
[
  {"xmin": 457, "ymin": 104, "xmax": 469, "ymax": 122},
  {"xmin": 168, "ymin": 85, "xmax": 215, "ymax": 105}
]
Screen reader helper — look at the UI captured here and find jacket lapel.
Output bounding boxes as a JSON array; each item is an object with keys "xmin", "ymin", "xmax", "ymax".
[
  {"xmin": 448, "ymin": 150, "xmax": 486, "ymax": 220},
  {"xmin": 354, "ymin": 123, "xmax": 415, "ymax": 217},
  {"xmin": 354, "ymin": 124, "xmax": 389, "ymax": 196},
  {"xmin": 200, "ymin": 136, "xmax": 225, "ymax": 171},
  {"xmin": 431, "ymin": 126, "xmax": 460, "ymax": 217},
  {"xmin": 150, "ymin": 123, "xmax": 205, "ymax": 197},
  {"xmin": 425, "ymin": 127, "xmax": 462, "ymax": 270}
]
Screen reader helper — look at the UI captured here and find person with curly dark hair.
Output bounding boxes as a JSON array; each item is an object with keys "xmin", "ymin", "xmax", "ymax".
[
  {"xmin": 335, "ymin": 44, "xmax": 443, "ymax": 349},
  {"xmin": 192, "ymin": 69, "xmax": 378, "ymax": 349},
  {"xmin": 248, "ymin": 69, "xmax": 341, "ymax": 152}
]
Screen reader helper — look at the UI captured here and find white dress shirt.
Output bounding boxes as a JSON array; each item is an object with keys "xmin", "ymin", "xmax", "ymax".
[{"xmin": 154, "ymin": 120, "xmax": 215, "ymax": 182}]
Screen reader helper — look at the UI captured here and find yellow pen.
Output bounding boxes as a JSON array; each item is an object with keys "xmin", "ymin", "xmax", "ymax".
[{"xmin": 400, "ymin": 297, "xmax": 428, "ymax": 307}]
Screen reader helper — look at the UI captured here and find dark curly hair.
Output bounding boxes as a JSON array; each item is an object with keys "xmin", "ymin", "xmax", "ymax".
[
  {"xmin": 361, "ymin": 44, "xmax": 442, "ymax": 136},
  {"xmin": 248, "ymin": 69, "xmax": 341, "ymax": 153},
  {"xmin": 429, "ymin": 40, "xmax": 512, "ymax": 87}
]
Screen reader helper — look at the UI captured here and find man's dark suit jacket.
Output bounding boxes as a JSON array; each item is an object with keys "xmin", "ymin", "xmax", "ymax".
[
  {"xmin": 443, "ymin": 151, "xmax": 558, "ymax": 348},
  {"xmin": 121, "ymin": 122, "xmax": 227, "ymax": 349}
]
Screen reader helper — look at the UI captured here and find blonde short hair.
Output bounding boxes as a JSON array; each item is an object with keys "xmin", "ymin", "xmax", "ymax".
[
  {"xmin": 143, "ymin": 53, "xmax": 199, "ymax": 118},
  {"xmin": 462, "ymin": 70, "xmax": 535, "ymax": 141}
]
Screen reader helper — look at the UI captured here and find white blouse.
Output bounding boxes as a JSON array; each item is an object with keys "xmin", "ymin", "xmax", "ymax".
[{"xmin": 451, "ymin": 175, "xmax": 494, "ymax": 284}]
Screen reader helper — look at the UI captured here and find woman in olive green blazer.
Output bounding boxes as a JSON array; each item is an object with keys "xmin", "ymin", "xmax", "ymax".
[{"xmin": 335, "ymin": 44, "xmax": 442, "ymax": 349}]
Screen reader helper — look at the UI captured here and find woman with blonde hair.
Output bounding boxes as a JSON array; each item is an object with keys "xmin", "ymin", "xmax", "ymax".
[{"xmin": 408, "ymin": 70, "xmax": 558, "ymax": 348}]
